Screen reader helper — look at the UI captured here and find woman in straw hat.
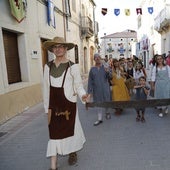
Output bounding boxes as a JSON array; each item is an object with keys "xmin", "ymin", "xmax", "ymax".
[{"xmin": 43, "ymin": 37, "xmax": 88, "ymax": 170}]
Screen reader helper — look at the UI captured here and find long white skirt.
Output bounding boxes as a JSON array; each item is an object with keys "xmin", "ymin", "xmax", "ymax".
[{"xmin": 46, "ymin": 109, "xmax": 86, "ymax": 157}]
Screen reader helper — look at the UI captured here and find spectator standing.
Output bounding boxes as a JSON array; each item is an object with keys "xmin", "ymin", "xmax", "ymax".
[
  {"xmin": 151, "ymin": 55, "xmax": 170, "ymax": 117},
  {"xmin": 134, "ymin": 76, "xmax": 150, "ymax": 122},
  {"xmin": 148, "ymin": 55, "xmax": 157, "ymax": 84},
  {"xmin": 134, "ymin": 62, "xmax": 146, "ymax": 84},
  {"xmin": 111, "ymin": 59, "xmax": 130, "ymax": 115},
  {"xmin": 166, "ymin": 51, "xmax": 170, "ymax": 66},
  {"xmin": 87, "ymin": 53, "xmax": 112, "ymax": 126},
  {"xmin": 124, "ymin": 59, "xmax": 135, "ymax": 96}
]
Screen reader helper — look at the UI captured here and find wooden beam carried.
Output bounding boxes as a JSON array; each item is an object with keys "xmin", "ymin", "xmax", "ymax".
[{"xmin": 86, "ymin": 98, "xmax": 170, "ymax": 109}]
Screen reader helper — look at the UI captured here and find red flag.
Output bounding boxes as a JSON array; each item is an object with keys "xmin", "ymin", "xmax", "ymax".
[
  {"xmin": 136, "ymin": 8, "xmax": 142, "ymax": 15},
  {"xmin": 101, "ymin": 8, "xmax": 107, "ymax": 16},
  {"xmin": 9, "ymin": 0, "xmax": 26, "ymax": 23}
]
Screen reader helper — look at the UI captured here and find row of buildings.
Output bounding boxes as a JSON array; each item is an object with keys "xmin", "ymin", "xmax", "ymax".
[
  {"xmin": 1, "ymin": 0, "xmax": 170, "ymax": 123},
  {"xmin": 0, "ymin": 0, "xmax": 99, "ymax": 123},
  {"xmin": 100, "ymin": 0, "xmax": 170, "ymax": 69}
]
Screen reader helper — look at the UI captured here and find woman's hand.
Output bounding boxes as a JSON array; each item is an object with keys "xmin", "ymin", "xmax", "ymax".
[{"xmin": 82, "ymin": 94, "xmax": 91, "ymax": 102}]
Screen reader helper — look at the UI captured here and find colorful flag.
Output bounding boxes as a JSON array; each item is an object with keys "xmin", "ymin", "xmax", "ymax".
[
  {"xmin": 47, "ymin": 0, "xmax": 56, "ymax": 28},
  {"xmin": 9, "ymin": 0, "xmax": 26, "ymax": 23},
  {"xmin": 101, "ymin": 8, "xmax": 107, "ymax": 16},
  {"xmin": 125, "ymin": 9, "xmax": 130, "ymax": 16},
  {"xmin": 148, "ymin": 7, "xmax": 153, "ymax": 14},
  {"xmin": 114, "ymin": 9, "xmax": 120, "ymax": 16},
  {"xmin": 136, "ymin": 8, "xmax": 142, "ymax": 15}
]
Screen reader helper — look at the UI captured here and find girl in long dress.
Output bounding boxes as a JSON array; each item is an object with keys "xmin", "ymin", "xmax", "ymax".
[{"xmin": 111, "ymin": 59, "xmax": 130, "ymax": 115}]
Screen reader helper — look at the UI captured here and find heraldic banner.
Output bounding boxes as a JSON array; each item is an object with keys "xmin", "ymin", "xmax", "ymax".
[{"xmin": 9, "ymin": 0, "xmax": 25, "ymax": 23}]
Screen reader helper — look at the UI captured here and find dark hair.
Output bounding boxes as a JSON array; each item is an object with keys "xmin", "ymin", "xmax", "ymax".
[
  {"xmin": 151, "ymin": 54, "xmax": 158, "ymax": 66},
  {"xmin": 139, "ymin": 76, "xmax": 146, "ymax": 81}
]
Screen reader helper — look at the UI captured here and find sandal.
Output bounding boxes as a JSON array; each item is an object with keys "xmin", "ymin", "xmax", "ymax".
[
  {"xmin": 105, "ymin": 113, "xmax": 111, "ymax": 119},
  {"xmin": 141, "ymin": 117, "xmax": 145, "ymax": 123},
  {"xmin": 115, "ymin": 109, "xmax": 121, "ymax": 116},
  {"xmin": 136, "ymin": 115, "xmax": 141, "ymax": 122},
  {"xmin": 68, "ymin": 152, "xmax": 77, "ymax": 165}
]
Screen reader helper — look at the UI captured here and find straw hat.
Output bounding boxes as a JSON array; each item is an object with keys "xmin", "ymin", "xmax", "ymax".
[{"xmin": 43, "ymin": 37, "xmax": 75, "ymax": 51}]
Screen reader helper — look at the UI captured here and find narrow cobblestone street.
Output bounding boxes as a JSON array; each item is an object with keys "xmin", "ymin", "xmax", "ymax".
[{"xmin": 0, "ymin": 100, "xmax": 170, "ymax": 170}]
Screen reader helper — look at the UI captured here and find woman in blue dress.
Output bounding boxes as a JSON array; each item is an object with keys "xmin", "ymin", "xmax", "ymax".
[
  {"xmin": 151, "ymin": 55, "xmax": 170, "ymax": 117},
  {"xmin": 87, "ymin": 53, "xmax": 112, "ymax": 126}
]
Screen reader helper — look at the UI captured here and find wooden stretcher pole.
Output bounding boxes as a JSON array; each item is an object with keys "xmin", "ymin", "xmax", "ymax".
[{"xmin": 86, "ymin": 98, "xmax": 170, "ymax": 110}]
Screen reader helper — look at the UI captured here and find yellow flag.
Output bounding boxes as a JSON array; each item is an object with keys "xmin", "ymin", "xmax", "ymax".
[
  {"xmin": 9, "ymin": 0, "xmax": 25, "ymax": 23},
  {"xmin": 125, "ymin": 9, "xmax": 130, "ymax": 16}
]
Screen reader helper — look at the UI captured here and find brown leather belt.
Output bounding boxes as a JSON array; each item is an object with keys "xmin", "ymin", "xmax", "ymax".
[{"xmin": 86, "ymin": 98, "xmax": 170, "ymax": 109}]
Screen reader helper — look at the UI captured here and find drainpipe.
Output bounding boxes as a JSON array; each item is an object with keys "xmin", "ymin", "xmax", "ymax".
[{"xmin": 62, "ymin": 0, "xmax": 66, "ymax": 40}]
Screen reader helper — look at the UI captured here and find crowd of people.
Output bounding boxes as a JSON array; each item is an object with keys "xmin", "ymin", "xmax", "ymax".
[
  {"xmin": 87, "ymin": 53, "xmax": 170, "ymax": 125},
  {"xmin": 42, "ymin": 36, "xmax": 170, "ymax": 170}
]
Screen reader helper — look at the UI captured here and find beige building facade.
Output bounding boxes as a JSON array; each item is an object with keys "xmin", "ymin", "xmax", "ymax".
[
  {"xmin": 0, "ymin": 0, "xmax": 98, "ymax": 123},
  {"xmin": 100, "ymin": 30, "xmax": 137, "ymax": 59},
  {"xmin": 136, "ymin": 0, "xmax": 170, "ymax": 68}
]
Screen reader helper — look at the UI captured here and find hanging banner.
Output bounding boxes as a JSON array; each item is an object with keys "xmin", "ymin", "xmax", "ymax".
[
  {"xmin": 136, "ymin": 8, "xmax": 142, "ymax": 15},
  {"xmin": 101, "ymin": 8, "xmax": 107, "ymax": 15},
  {"xmin": 114, "ymin": 9, "xmax": 120, "ymax": 16},
  {"xmin": 9, "ymin": 0, "xmax": 26, "ymax": 23},
  {"xmin": 124, "ymin": 9, "xmax": 130, "ymax": 16},
  {"xmin": 47, "ymin": 0, "xmax": 56, "ymax": 28},
  {"xmin": 102, "ymin": 7, "xmax": 154, "ymax": 16},
  {"xmin": 148, "ymin": 7, "xmax": 153, "ymax": 14}
]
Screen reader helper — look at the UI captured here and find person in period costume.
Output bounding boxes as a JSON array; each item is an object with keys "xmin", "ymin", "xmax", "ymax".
[
  {"xmin": 166, "ymin": 51, "xmax": 170, "ymax": 66},
  {"xmin": 134, "ymin": 76, "xmax": 150, "ymax": 122},
  {"xmin": 87, "ymin": 53, "xmax": 112, "ymax": 126},
  {"xmin": 133, "ymin": 61, "xmax": 146, "ymax": 85},
  {"xmin": 151, "ymin": 54, "xmax": 170, "ymax": 117},
  {"xmin": 43, "ymin": 37, "xmax": 88, "ymax": 170},
  {"xmin": 111, "ymin": 59, "xmax": 130, "ymax": 115},
  {"xmin": 125, "ymin": 59, "xmax": 135, "ymax": 96}
]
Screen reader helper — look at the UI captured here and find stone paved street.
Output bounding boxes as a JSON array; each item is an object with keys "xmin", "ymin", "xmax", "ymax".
[{"xmin": 0, "ymin": 100, "xmax": 170, "ymax": 170}]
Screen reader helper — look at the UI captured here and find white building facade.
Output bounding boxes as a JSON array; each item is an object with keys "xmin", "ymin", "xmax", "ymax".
[
  {"xmin": 0, "ymin": 0, "xmax": 98, "ymax": 123},
  {"xmin": 136, "ymin": 0, "xmax": 170, "ymax": 68},
  {"xmin": 100, "ymin": 30, "xmax": 137, "ymax": 59}
]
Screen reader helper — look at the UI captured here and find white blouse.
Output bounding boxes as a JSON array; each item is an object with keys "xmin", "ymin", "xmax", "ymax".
[
  {"xmin": 43, "ymin": 63, "xmax": 86, "ymax": 113},
  {"xmin": 151, "ymin": 65, "xmax": 170, "ymax": 82}
]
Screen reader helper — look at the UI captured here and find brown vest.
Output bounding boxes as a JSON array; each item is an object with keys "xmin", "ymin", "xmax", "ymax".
[{"xmin": 48, "ymin": 62, "xmax": 76, "ymax": 139}]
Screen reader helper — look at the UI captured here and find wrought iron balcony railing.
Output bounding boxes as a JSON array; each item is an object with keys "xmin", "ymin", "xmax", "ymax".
[{"xmin": 154, "ymin": 5, "xmax": 170, "ymax": 32}]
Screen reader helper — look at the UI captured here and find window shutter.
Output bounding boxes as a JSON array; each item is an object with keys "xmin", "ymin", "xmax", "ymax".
[{"xmin": 3, "ymin": 30, "xmax": 21, "ymax": 84}]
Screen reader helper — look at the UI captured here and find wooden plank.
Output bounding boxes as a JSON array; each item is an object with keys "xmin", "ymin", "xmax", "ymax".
[{"xmin": 86, "ymin": 98, "xmax": 170, "ymax": 109}]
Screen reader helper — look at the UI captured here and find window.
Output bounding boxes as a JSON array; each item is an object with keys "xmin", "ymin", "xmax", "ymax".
[{"xmin": 2, "ymin": 30, "xmax": 21, "ymax": 84}]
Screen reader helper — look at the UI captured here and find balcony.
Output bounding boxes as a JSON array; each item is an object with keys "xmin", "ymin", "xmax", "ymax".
[
  {"xmin": 154, "ymin": 5, "xmax": 170, "ymax": 32},
  {"xmin": 80, "ymin": 16, "xmax": 94, "ymax": 38}
]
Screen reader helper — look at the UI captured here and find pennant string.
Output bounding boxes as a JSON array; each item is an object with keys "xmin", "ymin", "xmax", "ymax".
[{"xmin": 100, "ymin": 7, "xmax": 154, "ymax": 16}]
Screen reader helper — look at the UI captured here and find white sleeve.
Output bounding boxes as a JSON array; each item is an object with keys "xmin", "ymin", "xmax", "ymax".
[
  {"xmin": 43, "ymin": 64, "xmax": 50, "ymax": 113},
  {"xmin": 168, "ymin": 66, "xmax": 170, "ymax": 78},
  {"xmin": 151, "ymin": 66, "xmax": 156, "ymax": 82},
  {"xmin": 147, "ymin": 64, "xmax": 153, "ymax": 81},
  {"xmin": 71, "ymin": 64, "xmax": 86, "ymax": 102}
]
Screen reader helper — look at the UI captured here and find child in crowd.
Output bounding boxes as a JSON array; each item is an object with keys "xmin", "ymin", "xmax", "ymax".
[{"xmin": 134, "ymin": 76, "xmax": 150, "ymax": 122}]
